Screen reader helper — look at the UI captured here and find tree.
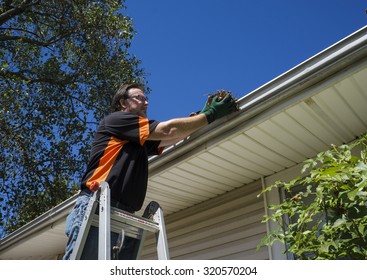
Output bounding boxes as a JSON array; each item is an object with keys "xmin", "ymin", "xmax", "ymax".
[
  {"xmin": 258, "ymin": 134, "xmax": 367, "ymax": 259},
  {"xmin": 0, "ymin": 0, "xmax": 146, "ymax": 237}
]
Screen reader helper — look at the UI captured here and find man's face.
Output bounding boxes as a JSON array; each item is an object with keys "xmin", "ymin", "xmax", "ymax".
[{"xmin": 121, "ymin": 87, "xmax": 149, "ymax": 118}]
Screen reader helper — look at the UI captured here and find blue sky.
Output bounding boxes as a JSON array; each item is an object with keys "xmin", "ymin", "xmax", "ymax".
[{"xmin": 125, "ymin": 0, "xmax": 367, "ymax": 122}]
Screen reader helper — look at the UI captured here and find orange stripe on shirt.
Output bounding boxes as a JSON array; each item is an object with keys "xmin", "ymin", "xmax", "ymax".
[
  {"xmin": 138, "ymin": 117, "xmax": 150, "ymax": 146},
  {"xmin": 86, "ymin": 136, "xmax": 127, "ymax": 190}
]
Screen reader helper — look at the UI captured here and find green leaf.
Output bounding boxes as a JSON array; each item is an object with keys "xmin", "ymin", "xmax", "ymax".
[
  {"xmin": 358, "ymin": 224, "xmax": 364, "ymax": 236},
  {"xmin": 320, "ymin": 243, "xmax": 330, "ymax": 253},
  {"xmin": 348, "ymin": 188, "xmax": 359, "ymax": 201}
]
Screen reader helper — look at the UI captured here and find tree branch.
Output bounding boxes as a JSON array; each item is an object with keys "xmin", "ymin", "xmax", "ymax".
[
  {"xmin": 0, "ymin": 35, "xmax": 52, "ymax": 46},
  {"xmin": 0, "ymin": 68, "xmax": 76, "ymax": 85},
  {"xmin": 0, "ymin": 0, "xmax": 38, "ymax": 26},
  {"xmin": 0, "ymin": 32, "xmax": 72, "ymax": 46}
]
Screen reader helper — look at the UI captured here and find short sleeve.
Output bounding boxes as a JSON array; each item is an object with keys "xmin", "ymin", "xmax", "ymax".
[{"xmin": 103, "ymin": 111, "xmax": 159, "ymax": 145}]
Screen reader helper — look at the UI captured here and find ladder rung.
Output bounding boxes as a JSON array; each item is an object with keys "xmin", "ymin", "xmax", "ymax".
[
  {"xmin": 110, "ymin": 207, "xmax": 160, "ymax": 233},
  {"xmin": 91, "ymin": 217, "xmax": 143, "ymax": 239}
]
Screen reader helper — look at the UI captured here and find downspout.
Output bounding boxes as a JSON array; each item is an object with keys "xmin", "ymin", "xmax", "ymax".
[{"xmin": 261, "ymin": 176, "xmax": 273, "ymax": 260}]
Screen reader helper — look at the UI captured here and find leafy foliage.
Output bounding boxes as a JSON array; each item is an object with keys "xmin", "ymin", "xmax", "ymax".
[
  {"xmin": 258, "ymin": 134, "xmax": 367, "ymax": 259},
  {"xmin": 0, "ymin": 0, "xmax": 146, "ymax": 237}
]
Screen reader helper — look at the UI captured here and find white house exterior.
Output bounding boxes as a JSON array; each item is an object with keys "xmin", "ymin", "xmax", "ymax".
[{"xmin": 1, "ymin": 25, "xmax": 367, "ymax": 260}]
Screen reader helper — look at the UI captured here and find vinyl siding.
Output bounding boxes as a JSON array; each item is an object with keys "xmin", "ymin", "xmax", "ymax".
[{"xmin": 140, "ymin": 180, "xmax": 268, "ymax": 260}]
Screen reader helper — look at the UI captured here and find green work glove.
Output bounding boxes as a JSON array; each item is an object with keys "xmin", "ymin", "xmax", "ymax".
[
  {"xmin": 203, "ymin": 95, "xmax": 236, "ymax": 123},
  {"xmin": 189, "ymin": 99, "xmax": 210, "ymax": 117},
  {"xmin": 199, "ymin": 99, "xmax": 210, "ymax": 113}
]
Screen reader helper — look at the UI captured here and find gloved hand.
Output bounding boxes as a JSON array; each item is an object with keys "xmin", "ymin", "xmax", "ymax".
[
  {"xmin": 203, "ymin": 95, "xmax": 236, "ymax": 123},
  {"xmin": 189, "ymin": 100, "xmax": 209, "ymax": 117},
  {"xmin": 199, "ymin": 99, "xmax": 210, "ymax": 114}
]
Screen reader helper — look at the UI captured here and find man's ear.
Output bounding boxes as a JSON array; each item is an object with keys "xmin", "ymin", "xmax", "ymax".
[{"xmin": 119, "ymin": 99, "xmax": 126, "ymax": 110}]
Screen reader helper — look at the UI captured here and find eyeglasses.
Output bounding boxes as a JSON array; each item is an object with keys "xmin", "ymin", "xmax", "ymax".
[{"xmin": 126, "ymin": 95, "xmax": 148, "ymax": 103}]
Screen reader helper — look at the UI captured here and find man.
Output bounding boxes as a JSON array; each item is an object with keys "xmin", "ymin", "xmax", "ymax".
[{"xmin": 63, "ymin": 83, "xmax": 236, "ymax": 259}]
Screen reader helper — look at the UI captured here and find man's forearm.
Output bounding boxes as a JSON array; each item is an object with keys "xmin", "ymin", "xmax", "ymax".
[{"xmin": 149, "ymin": 113, "xmax": 208, "ymax": 142}]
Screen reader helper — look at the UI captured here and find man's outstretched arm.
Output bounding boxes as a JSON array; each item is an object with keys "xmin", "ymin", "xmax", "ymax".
[{"xmin": 149, "ymin": 94, "xmax": 237, "ymax": 147}]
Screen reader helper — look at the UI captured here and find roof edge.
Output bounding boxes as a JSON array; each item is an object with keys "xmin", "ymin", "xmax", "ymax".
[{"xmin": 0, "ymin": 195, "xmax": 77, "ymax": 253}]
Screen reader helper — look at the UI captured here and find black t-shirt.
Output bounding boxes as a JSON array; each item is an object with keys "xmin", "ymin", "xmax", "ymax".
[{"xmin": 81, "ymin": 111, "xmax": 162, "ymax": 211}]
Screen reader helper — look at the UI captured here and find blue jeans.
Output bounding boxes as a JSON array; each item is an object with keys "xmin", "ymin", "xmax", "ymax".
[{"xmin": 63, "ymin": 192, "xmax": 140, "ymax": 260}]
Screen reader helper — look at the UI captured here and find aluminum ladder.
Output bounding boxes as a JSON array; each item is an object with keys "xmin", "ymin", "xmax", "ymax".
[{"xmin": 69, "ymin": 181, "xmax": 170, "ymax": 260}]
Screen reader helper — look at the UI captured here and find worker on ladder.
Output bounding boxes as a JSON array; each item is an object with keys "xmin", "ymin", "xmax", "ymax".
[{"xmin": 63, "ymin": 83, "xmax": 237, "ymax": 259}]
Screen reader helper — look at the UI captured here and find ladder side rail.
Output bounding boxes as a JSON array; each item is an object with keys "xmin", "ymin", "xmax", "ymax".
[
  {"xmin": 153, "ymin": 207, "xmax": 170, "ymax": 260},
  {"xmin": 98, "ymin": 181, "xmax": 111, "ymax": 260},
  {"xmin": 135, "ymin": 229, "xmax": 147, "ymax": 260},
  {"xmin": 69, "ymin": 190, "xmax": 100, "ymax": 260}
]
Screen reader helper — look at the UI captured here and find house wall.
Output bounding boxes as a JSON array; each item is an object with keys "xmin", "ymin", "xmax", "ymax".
[
  {"xmin": 140, "ymin": 160, "xmax": 313, "ymax": 260},
  {"xmin": 140, "ymin": 180, "xmax": 269, "ymax": 260}
]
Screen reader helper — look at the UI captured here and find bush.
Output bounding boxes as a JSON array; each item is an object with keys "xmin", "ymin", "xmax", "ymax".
[{"xmin": 258, "ymin": 134, "xmax": 367, "ymax": 259}]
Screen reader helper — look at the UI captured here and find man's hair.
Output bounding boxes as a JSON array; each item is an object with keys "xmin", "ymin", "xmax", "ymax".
[{"xmin": 111, "ymin": 83, "xmax": 145, "ymax": 112}]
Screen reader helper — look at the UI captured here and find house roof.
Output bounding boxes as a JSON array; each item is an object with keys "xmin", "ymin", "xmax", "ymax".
[{"xmin": 1, "ymin": 25, "xmax": 367, "ymax": 259}]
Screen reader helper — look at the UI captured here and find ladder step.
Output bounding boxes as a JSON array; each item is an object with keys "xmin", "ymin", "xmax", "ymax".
[{"xmin": 110, "ymin": 207, "xmax": 160, "ymax": 232}]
